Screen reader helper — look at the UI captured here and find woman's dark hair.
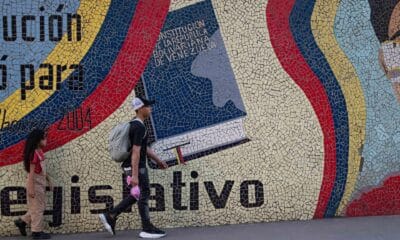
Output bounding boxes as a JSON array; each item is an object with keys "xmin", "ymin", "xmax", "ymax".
[
  {"xmin": 369, "ymin": 0, "xmax": 400, "ymax": 42},
  {"xmin": 23, "ymin": 129, "xmax": 45, "ymax": 172}
]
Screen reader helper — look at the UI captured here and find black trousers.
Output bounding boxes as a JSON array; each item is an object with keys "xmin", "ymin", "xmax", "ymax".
[{"xmin": 109, "ymin": 167, "xmax": 150, "ymax": 227}]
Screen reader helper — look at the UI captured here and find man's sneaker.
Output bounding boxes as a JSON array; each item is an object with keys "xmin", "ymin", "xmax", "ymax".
[
  {"xmin": 140, "ymin": 223, "xmax": 166, "ymax": 239},
  {"xmin": 14, "ymin": 218, "xmax": 27, "ymax": 236},
  {"xmin": 99, "ymin": 213, "xmax": 116, "ymax": 235},
  {"xmin": 32, "ymin": 232, "xmax": 51, "ymax": 239}
]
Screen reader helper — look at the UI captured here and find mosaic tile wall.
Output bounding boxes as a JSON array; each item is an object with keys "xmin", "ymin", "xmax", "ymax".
[{"xmin": 1, "ymin": 0, "xmax": 399, "ymax": 236}]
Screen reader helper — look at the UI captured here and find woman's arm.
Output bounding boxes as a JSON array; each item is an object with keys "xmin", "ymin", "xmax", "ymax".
[{"xmin": 27, "ymin": 164, "xmax": 35, "ymax": 198}]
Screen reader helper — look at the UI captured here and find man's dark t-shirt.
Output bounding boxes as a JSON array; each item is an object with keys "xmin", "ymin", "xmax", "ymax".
[{"xmin": 121, "ymin": 119, "xmax": 148, "ymax": 169}]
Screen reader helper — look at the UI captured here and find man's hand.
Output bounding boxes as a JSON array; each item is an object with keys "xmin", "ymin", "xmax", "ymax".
[
  {"xmin": 147, "ymin": 148, "xmax": 169, "ymax": 170},
  {"xmin": 130, "ymin": 174, "xmax": 139, "ymax": 186},
  {"xmin": 157, "ymin": 161, "xmax": 168, "ymax": 170}
]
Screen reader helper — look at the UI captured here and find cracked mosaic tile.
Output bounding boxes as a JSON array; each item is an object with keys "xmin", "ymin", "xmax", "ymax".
[{"xmin": 0, "ymin": 0, "xmax": 398, "ymax": 237}]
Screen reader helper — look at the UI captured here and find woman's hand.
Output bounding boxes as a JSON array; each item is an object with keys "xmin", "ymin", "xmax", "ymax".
[
  {"xmin": 27, "ymin": 184, "xmax": 35, "ymax": 198},
  {"xmin": 46, "ymin": 174, "xmax": 54, "ymax": 192}
]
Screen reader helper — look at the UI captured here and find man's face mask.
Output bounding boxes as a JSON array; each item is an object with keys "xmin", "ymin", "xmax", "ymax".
[{"xmin": 379, "ymin": 40, "xmax": 400, "ymax": 83}]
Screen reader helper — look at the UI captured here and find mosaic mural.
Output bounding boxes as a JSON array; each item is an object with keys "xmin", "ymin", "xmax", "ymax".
[{"xmin": 0, "ymin": 0, "xmax": 399, "ymax": 236}]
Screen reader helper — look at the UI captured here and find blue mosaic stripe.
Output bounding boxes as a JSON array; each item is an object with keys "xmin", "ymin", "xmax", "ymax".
[
  {"xmin": 289, "ymin": 0, "xmax": 349, "ymax": 217},
  {"xmin": 0, "ymin": 0, "xmax": 139, "ymax": 149}
]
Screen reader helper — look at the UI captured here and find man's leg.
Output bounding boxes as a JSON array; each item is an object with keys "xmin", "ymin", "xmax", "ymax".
[
  {"xmin": 138, "ymin": 168, "xmax": 166, "ymax": 238},
  {"xmin": 110, "ymin": 169, "xmax": 137, "ymax": 217},
  {"xmin": 138, "ymin": 168, "xmax": 151, "ymax": 226},
  {"xmin": 109, "ymin": 195, "xmax": 137, "ymax": 218},
  {"xmin": 99, "ymin": 169, "xmax": 136, "ymax": 235}
]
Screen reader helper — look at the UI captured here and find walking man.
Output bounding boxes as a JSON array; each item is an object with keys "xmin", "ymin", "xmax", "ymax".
[{"xmin": 100, "ymin": 97, "xmax": 168, "ymax": 238}]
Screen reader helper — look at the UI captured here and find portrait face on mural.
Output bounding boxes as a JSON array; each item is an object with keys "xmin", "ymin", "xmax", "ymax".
[{"xmin": 375, "ymin": 0, "xmax": 400, "ymax": 102}]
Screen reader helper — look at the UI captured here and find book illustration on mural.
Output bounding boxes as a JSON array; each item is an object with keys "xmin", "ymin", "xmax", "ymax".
[{"xmin": 138, "ymin": 0, "xmax": 249, "ymax": 168}]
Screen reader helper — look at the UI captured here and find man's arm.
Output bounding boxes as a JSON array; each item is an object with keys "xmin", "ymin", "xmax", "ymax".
[
  {"xmin": 147, "ymin": 148, "xmax": 168, "ymax": 169},
  {"xmin": 130, "ymin": 145, "xmax": 141, "ymax": 186},
  {"xmin": 129, "ymin": 123, "xmax": 145, "ymax": 185}
]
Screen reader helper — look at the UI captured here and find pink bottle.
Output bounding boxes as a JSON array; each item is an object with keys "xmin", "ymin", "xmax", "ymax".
[{"xmin": 126, "ymin": 176, "xmax": 141, "ymax": 200}]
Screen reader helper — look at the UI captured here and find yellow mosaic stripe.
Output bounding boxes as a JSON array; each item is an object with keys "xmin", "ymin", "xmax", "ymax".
[
  {"xmin": 1, "ymin": 0, "xmax": 111, "ymax": 122},
  {"xmin": 311, "ymin": 0, "xmax": 366, "ymax": 215}
]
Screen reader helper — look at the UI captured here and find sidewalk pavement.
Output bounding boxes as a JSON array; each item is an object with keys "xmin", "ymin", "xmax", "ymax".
[{"xmin": 2, "ymin": 215, "xmax": 400, "ymax": 240}]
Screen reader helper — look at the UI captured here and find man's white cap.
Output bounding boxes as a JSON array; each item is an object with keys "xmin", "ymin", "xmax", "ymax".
[{"xmin": 132, "ymin": 97, "xmax": 155, "ymax": 111}]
